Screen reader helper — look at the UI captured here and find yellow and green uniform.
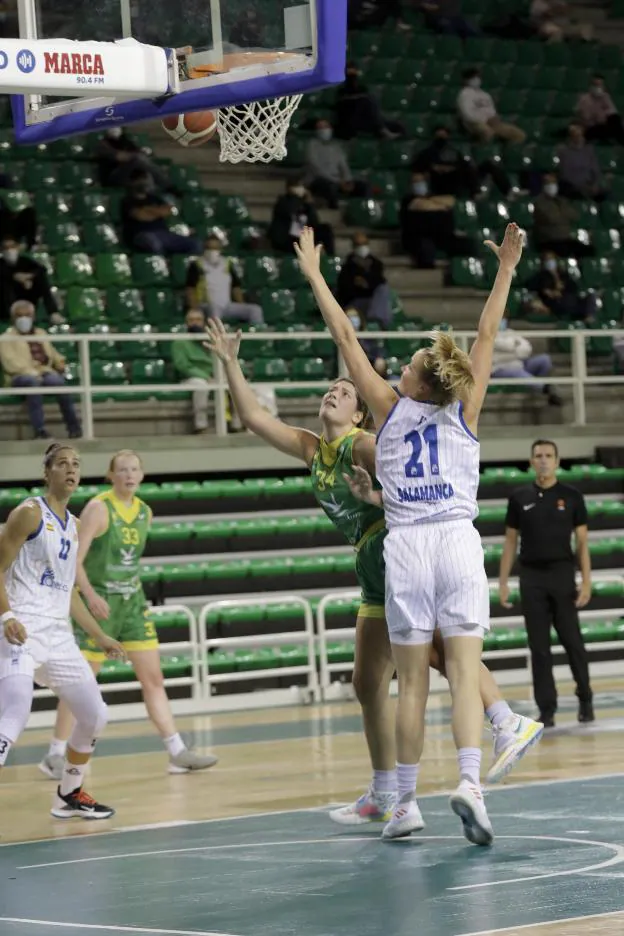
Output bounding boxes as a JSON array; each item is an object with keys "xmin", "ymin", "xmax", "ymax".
[
  {"xmin": 311, "ymin": 428, "xmax": 386, "ymax": 618},
  {"xmin": 75, "ymin": 491, "xmax": 158, "ymax": 661}
]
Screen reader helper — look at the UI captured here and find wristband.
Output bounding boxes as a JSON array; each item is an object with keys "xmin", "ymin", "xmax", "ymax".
[{"xmin": 0, "ymin": 610, "xmax": 15, "ymax": 625}]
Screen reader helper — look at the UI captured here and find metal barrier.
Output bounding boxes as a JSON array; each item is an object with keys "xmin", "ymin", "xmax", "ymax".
[
  {"xmin": 198, "ymin": 595, "xmax": 319, "ymax": 704},
  {"xmin": 316, "ymin": 590, "xmax": 361, "ymax": 696},
  {"xmin": 1, "ymin": 327, "xmax": 623, "ymax": 438}
]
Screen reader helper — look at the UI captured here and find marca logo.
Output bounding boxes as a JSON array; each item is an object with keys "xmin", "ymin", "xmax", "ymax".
[
  {"xmin": 44, "ymin": 52, "xmax": 104, "ymax": 76},
  {"xmin": 40, "ymin": 567, "xmax": 69, "ymax": 592},
  {"xmin": 16, "ymin": 49, "xmax": 36, "ymax": 73}
]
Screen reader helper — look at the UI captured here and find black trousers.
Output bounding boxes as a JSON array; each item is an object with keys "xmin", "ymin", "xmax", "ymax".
[{"xmin": 519, "ymin": 563, "xmax": 592, "ymax": 717}]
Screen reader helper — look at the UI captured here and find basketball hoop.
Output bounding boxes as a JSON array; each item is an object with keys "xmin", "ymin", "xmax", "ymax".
[{"xmin": 215, "ymin": 94, "xmax": 302, "ymax": 164}]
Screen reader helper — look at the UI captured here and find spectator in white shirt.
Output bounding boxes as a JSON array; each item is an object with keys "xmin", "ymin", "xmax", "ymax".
[
  {"xmin": 185, "ymin": 236, "xmax": 264, "ymax": 325},
  {"xmin": 529, "ymin": 0, "xmax": 592, "ymax": 43},
  {"xmin": 457, "ymin": 68, "xmax": 526, "ymax": 145},
  {"xmin": 492, "ymin": 319, "xmax": 562, "ymax": 406}
]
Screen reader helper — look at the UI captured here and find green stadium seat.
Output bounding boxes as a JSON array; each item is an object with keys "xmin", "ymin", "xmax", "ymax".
[
  {"xmin": 344, "ymin": 198, "xmax": 383, "ymax": 227},
  {"xmin": 131, "ymin": 254, "xmax": 171, "ymax": 287},
  {"xmin": 181, "ymin": 194, "xmax": 217, "ymax": 225},
  {"xmin": 42, "ymin": 221, "xmax": 80, "ymax": 251},
  {"xmin": 144, "ymin": 288, "xmax": 178, "ymax": 322},
  {"xmin": 346, "ymin": 139, "xmax": 380, "ymax": 173},
  {"xmin": 106, "ymin": 288, "xmax": 145, "ymax": 323},
  {"xmin": 581, "ymin": 257, "xmax": 612, "ymax": 288},
  {"xmin": 131, "ymin": 359, "xmax": 167, "ymax": 384},
  {"xmin": 278, "ymin": 257, "xmax": 306, "ymax": 289},
  {"xmin": 291, "ymin": 357, "xmax": 326, "ymax": 380},
  {"xmin": 243, "ymin": 255, "xmax": 279, "ymax": 289},
  {"xmin": 367, "ymin": 57, "xmax": 398, "ymax": 84},
  {"xmin": 252, "ymin": 357, "xmax": 289, "ymax": 381},
  {"xmin": 215, "ymin": 194, "xmax": 250, "ymax": 224},
  {"xmin": 59, "ymin": 163, "xmax": 97, "ymax": 188},
  {"xmin": 55, "ymin": 253, "xmax": 95, "ymax": 288},
  {"xmin": 320, "ymin": 256, "xmax": 342, "ymax": 286},
  {"xmin": 378, "ymin": 140, "xmax": 413, "ymax": 169},
  {"xmin": 168, "ymin": 164, "xmax": 202, "ymax": 192},
  {"xmin": 366, "ymin": 171, "xmax": 398, "ymax": 199},
  {"xmin": 91, "ymin": 360, "xmax": 127, "ymax": 384},
  {"xmin": 450, "ymin": 257, "xmax": 486, "ymax": 288},
  {"xmin": 259, "ymin": 288, "xmax": 297, "ymax": 325},
  {"xmin": 34, "ymin": 191, "xmax": 70, "ymax": 220},
  {"xmin": 24, "ymin": 162, "xmax": 60, "ymax": 191},
  {"xmin": 82, "ymin": 222, "xmax": 120, "ymax": 253},
  {"xmin": 275, "ymin": 324, "xmax": 313, "ymax": 358},
  {"xmin": 72, "ymin": 191, "xmax": 109, "ymax": 221},
  {"xmin": 95, "ymin": 253, "xmax": 133, "ymax": 287}
]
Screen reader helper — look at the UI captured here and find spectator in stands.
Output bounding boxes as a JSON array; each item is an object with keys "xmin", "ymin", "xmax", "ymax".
[
  {"xmin": 171, "ymin": 308, "xmax": 214, "ymax": 435},
  {"xmin": 526, "ymin": 251, "xmax": 597, "ymax": 322},
  {"xmin": 334, "ymin": 62, "xmax": 405, "ymax": 141},
  {"xmin": 533, "ymin": 174, "xmax": 593, "ymax": 258},
  {"xmin": 420, "ymin": 0, "xmax": 479, "ymax": 37},
  {"xmin": 399, "ymin": 172, "xmax": 474, "ymax": 268},
  {"xmin": 457, "ymin": 68, "xmax": 526, "ymax": 145},
  {"xmin": 412, "ymin": 124, "xmax": 512, "ymax": 197},
  {"xmin": 529, "ymin": 0, "xmax": 593, "ymax": 43},
  {"xmin": 0, "ymin": 300, "xmax": 81, "ymax": 440},
  {"xmin": 556, "ymin": 122, "xmax": 607, "ymax": 202},
  {"xmin": 185, "ymin": 235, "xmax": 264, "ymax": 325},
  {"xmin": 304, "ymin": 120, "xmax": 369, "ymax": 208},
  {"xmin": 337, "ymin": 232, "xmax": 393, "ymax": 329},
  {"xmin": 95, "ymin": 127, "xmax": 172, "ymax": 190},
  {"xmin": 120, "ymin": 170, "xmax": 201, "ymax": 256},
  {"xmin": 0, "ymin": 237, "xmax": 63, "ymax": 324},
  {"xmin": 268, "ymin": 178, "xmax": 335, "ymax": 256},
  {"xmin": 0, "ymin": 175, "xmax": 37, "ymax": 249},
  {"xmin": 348, "ymin": 0, "xmax": 411, "ymax": 31},
  {"xmin": 492, "ymin": 318, "xmax": 562, "ymax": 406},
  {"xmin": 576, "ymin": 74, "xmax": 624, "ymax": 146}
]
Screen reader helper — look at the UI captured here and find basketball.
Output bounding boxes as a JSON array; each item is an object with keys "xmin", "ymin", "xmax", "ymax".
[{"xmin": 161, "ymin": 110, "xmax": 218, "ymax": 148}]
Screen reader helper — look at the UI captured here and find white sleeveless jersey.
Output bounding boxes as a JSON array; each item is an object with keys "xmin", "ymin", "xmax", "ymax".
[
  {"xmin": 376, "ymin": 397, "xmax": 480, "ymax": 527},
  {"xmin": 5, "ymin": 496, "xmax": 78, "ymax": 621}
]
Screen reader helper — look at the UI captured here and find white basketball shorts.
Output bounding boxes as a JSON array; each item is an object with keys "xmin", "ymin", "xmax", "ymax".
[
  {"xmin": 384, "ymin": 518, "xmax": 490, "ymax": 645},
  {"xmin": 0, "ymin": 613, "xmax": 95, "ymax": 690}
]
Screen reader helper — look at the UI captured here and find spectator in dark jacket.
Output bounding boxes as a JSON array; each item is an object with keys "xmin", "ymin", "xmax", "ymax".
[
  {"xmin": 556, "ymin": 122, "xmax": 607, "ymax": 202},
  {"xmin": 268, "ymin": 179, "xmax": 335, "ymax": 255},
  {"xmin": 95, "ymin": 127, "xmax": 172, "ymax": 190},
  {"xmin": 0, "ymin": 175, "xmax": 37, "ymax": 248},
  {"xmin": 0, "ymin": 238, "xmax": 63, "ymax": 324},
  {"xmin": 120, "ymin": 171, "xmax": 200, "ymax": 256},
  {"xmin": 334, "ymin": 62, "xmax": 404, "ymax": 141},
  {"xmin": 526, "ymin": 251, "xmax": 597, "ymax": 323},
  {"xmin": 399, "ymin": 172, "xmax": 474, "ymax": 268},
  {"xmin": 533, "ymin": 173, "xmax": 593, "ymax": 258},
  {"xmin": 337, "ymin": 232, "xmax": 392, "ymax": 328},
  {"xmin": 412, "ymin": 125, "xmax": 511, "ymax": 197}
]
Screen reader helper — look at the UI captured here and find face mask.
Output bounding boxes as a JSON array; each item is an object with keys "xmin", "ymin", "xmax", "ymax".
[
  {"xmin": 544, "ymin": 183, "xmax": 558, "ymax": 197},
  {"xmin": 354, "ymin": 245, "xmax": 369, "ymax": 258},
  {"xmin": 591, "ymin": 85, "xmax": 603, "ymax": 96},
  {"xmin": 15, "ymin": 316, "xmax": 33, "ymax": 334},
  {"xmin": 204, "ymin": 249, "xmax": 220, "ymax": 263},
  {"xmin": 187, "ymin": 324, "xmax": 205, "ymax": 333},
  {"xmin": 107, "ymin": 127, "xmax": 122, "ymax": 139},
  {"xmin": 290, "ymin": 186, "xmax": 305, "ymax": 198},
  {"xmin": 413, "ymin": 181, "xmax": 428, "ymax": 196},
  {"xmin": 3, "ymin": 248, "xmax": 18, "ymax": 264},
  {"xmin": 544, "ymin": 259, "xmax": 558, "ymax": 272},
  {"xmin": 468, "ymin": 77, "xmax": 481, "ymax": 89},
  {"xmin": 317, "ymin": 127, "xmax": 333, "ymax": 142},
  {"xmin": 348, "ymin": 313, "xmax": 361, "ymax": 330}
]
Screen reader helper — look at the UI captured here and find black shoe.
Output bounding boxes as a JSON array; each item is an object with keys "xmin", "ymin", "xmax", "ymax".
[
  {"xmin": 51, "ymin": 786, "xmax": 115, "ymax": 820},
  {"xmin": 578, "ymin": 700, "xmax": 595, "ymax": 723},
  {"xmin": 538, "ymin": 712, "xmax": 555, "ymax": 729},
  {"xmin": 35, "ymin": 429, "xmax": 51, "ymax": 439},
  {"xmin": 68, "ymin": 428, "xmax": 82, "ymax": 439}
]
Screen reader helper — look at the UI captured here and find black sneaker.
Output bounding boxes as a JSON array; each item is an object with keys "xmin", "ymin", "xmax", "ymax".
[
  {"xmin": 578, "ymin": 700, "xmax": 595, "ymax": 723},
  {"xmin": 538, "ymin": 712, "xmax": 555, "ymax": 729},
  {"xmin": 51, "ymin": 786, "xmax": 115, "ymax": 820}
]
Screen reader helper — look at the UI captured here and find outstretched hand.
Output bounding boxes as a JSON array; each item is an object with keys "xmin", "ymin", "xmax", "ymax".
[
  {"xmin": 294, "ymin": 227, "xmax": 323, "ymax": 280},
  {"xmin": 343, "ymin": 466, "xmax": 383, "ymax": 508},
  {"xmin": 484, "ymin": 222, "xmax": 525, "ymax": 272},
  {"xmin": 205, "ymin": 318, "xmax": 242, "ymax": 364}
]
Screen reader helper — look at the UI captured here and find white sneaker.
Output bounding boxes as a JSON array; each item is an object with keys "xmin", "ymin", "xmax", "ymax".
[
  {"xmin": 38, "ymin": 753, "xmax": 64, "ymax": 781},
  {"xmin": 450, "ymin": 780, "xmax": 493, "ymax": 846},
  {"xmin": 486, "ymin": 714, "xmax": 544, "ymax": 784},
  {"xmin": 381, "ymin": 793, "xmax": 425, "ymax": 840},
  {"xmin": 330, "ymin": 787, "xmax": 396, "ymax": 825},
  {"xmin": 168, "ymin": 748, "xmax": 218, "ymax": 774}
]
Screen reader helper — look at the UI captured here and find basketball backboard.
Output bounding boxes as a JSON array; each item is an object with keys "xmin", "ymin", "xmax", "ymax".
[{"xmin": 11, "ymin": 0, "xmax": 346, "ymax": 143}]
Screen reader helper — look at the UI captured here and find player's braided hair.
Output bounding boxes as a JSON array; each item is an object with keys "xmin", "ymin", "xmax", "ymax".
[{"xmin": 420, "ymin": 331, "xmax": 475, "ymax": 406}]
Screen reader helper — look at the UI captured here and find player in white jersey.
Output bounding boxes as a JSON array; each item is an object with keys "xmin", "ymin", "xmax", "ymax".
[
  {"xmin": 295, "ymin": 223, "xmax": 526, "ymax": 847},
  {"xmin": 0, "ymin": 443, "xmax": 124, "ymax": 820}
]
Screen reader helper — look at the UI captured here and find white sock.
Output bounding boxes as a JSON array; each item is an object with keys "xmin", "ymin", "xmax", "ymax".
[
  {"xmin": 372, "ymin": 769, "xmax": 397, "ymax": 794},
  {"xmin": 49, "ymin": 737, "xmax": 67, "ymax": 758},
  {"xmin": 485, "ymin": 701, "xmax": 513, "ymax": 730},
  {"xmin": 396, "ymin": 762, "xmax": 419, "ymax": 799},
  {"xmin": 458, "ymin": 747, "xmax": 482, "ymax": 787},
  {"xmin": 163, "ymin": 733, "xmax": 185, "ymax": 757},
  {"xmin": 0, "ymin": 734, "xmax": 13, "ymax": 766},
  {"xmin": 60, "ymin": 760, "xmax": 86, "ymax": 796}
]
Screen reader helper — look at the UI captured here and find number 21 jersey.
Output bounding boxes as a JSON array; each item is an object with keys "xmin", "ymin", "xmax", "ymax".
[{"xmin": 375, "ymin": 398, "xmax": 480, "ymax": 527}]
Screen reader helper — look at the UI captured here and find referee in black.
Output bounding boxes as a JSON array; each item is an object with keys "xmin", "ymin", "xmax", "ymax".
[{"xmin": 498, "ymin": 439, "xmax": 594, "ymax": 728}]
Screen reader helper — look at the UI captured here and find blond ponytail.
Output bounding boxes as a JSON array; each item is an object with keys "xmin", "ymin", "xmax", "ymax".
[{"xmin": 421, "ymin": 331, "xmax": 474, "ymax": 405}]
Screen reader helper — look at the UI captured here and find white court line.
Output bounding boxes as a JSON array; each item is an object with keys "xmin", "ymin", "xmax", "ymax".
[
  {"xmin": 456, "ymin": 908, "xmax": 624, "ymax": 936},
  {"xmin": 2, "ymin": 771, "xmax": 624, "ymax": 852},
  {"xmin": 0, "ymin": 921, "xmax": 242, "ymax": 936}
]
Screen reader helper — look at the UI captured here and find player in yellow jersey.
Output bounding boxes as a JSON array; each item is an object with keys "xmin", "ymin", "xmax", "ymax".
[
  {"xmin": 40, "ymin": 450, "xmax": 218, "ymax": 778},
  {"xmin": 206, "ymin": 318, "xmax": 542, "ymax": 824}
]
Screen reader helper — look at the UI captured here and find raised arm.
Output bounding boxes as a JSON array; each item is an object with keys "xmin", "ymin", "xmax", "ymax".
[
  {"xmin": 205, "ymin": 318, "xmax": 319, "ymax": 466},
  {"xmin": 0, "ymin": 501, "xmax": 41, "ymax": 645},
  {"xmin": 75, "ymin": 501, "xmax": 111, "ymax": 620},
  {"xmin": 294, "ymin": 228, "xmax": 398, "ymax": 429},
  {"xmin": 462, "ymin": 223, "xmax": 525, "ymax": 429}
]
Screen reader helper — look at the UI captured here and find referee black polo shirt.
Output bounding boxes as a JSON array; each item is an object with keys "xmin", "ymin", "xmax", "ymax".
[{"xmin": 505, "ymin": 481, "xmax": 588, "ymax": 568}]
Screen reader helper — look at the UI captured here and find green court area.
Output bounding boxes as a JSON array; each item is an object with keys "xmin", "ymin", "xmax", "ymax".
[{"xmin": 2, "ymin": 774, "xmax": 624, "ymax": 936}]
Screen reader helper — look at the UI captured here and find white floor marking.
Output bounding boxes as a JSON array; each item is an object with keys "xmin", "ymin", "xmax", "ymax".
[
  {"xmin": 0, "ymin": 921, "xmax": 242, "ymax": 936},
  {"xmin": 455, "ymin": 908, "xmax": 624, "ymax": 936}
]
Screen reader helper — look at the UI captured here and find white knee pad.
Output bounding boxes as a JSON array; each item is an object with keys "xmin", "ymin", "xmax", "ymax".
[
  {"xmin": 0, "ymin": 674, "xmax": 34, "ymax": 750},
  {"xmin": 60, "ymin": 681, "xmax": 109, "ymax": 754}
]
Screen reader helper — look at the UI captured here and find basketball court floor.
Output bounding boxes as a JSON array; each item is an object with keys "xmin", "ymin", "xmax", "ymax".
[{"xmin": 2, "ymin": 676, "xmax": 624, "ymax": 936}]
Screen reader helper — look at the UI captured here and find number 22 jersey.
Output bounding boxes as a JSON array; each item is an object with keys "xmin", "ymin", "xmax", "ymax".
[{"xmin": 375, "ymin": 397, "xmax": 480, "ymax": 527}]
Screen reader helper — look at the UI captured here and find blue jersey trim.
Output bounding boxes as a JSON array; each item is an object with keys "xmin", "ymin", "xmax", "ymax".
[
  {"xmin": 458, "ymin": 402, "xmax": 479, "ymax": 442},
  {"xmin": 26, "ymin": 519, "xmax": 43, "ymax": 541},
  {"xmin": 376, "ymin": 397, "xmax": 401, "ymax": 443},
  {"xmin": 42, "ymin": 497, "xmax": 69, "ymax": 531}
]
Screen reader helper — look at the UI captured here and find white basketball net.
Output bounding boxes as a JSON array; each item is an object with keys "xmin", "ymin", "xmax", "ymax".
[{"xmin": 215, "ymin": 94, "xmax": 303, "ymax": 164}]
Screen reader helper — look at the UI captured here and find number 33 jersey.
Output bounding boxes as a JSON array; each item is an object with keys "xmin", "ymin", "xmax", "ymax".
[
  {"xmin": 375, "ymin": 398, "xmax": 480, "ymax": 528},
  {"xmin": 5, "ymin": 497, "xmax": 78, "ymax": 621}
]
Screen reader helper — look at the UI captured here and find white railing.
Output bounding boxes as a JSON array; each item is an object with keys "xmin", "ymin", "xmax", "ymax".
[{"xmin": 1, "ymin": 327, "xmax": 623, "ymax": 438}]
